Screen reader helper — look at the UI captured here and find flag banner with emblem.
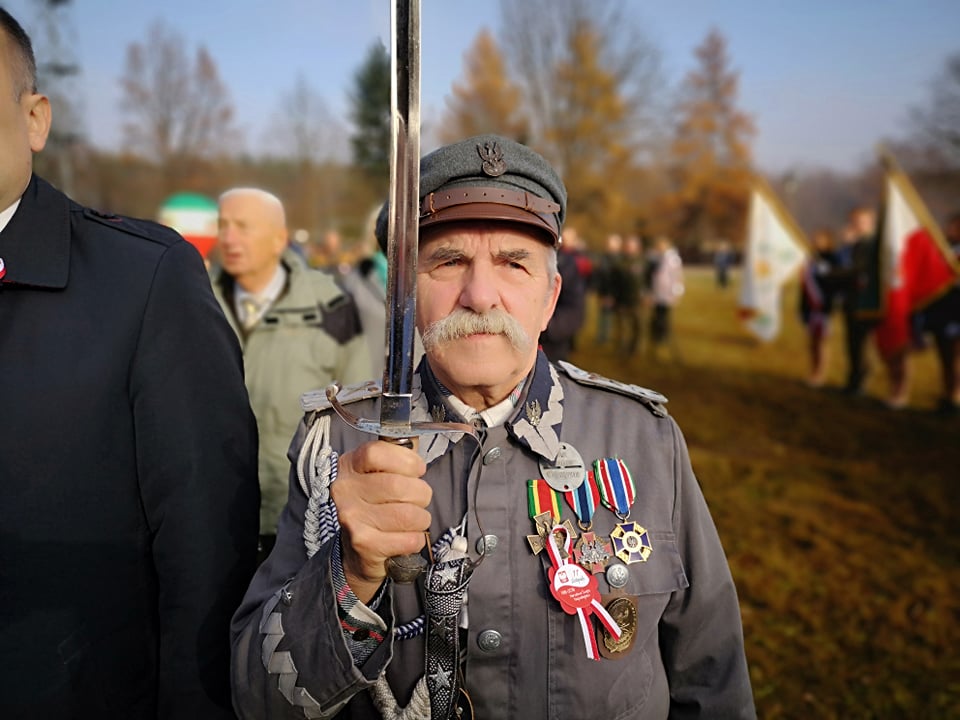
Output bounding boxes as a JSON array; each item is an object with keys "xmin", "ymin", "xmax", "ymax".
[
  {"xmin": 873, "ymin": 149, "xmax": 960, "ymax": 359},
  {"xmin": 738, "ymin": 178, "xmax": 808, "ymax": 341},
  {"xmin": 527, "ymin": 479, "xmax": 561, "ymax": 523}
]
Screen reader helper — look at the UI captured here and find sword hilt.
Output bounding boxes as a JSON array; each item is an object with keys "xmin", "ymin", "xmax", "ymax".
[
  {"xmin": 325, "ymin": 383, "xmax": 476, "ymax": 584},
  {"xmin": 381, "ymin": 435, "xmax": 428, "ymax": 583}
]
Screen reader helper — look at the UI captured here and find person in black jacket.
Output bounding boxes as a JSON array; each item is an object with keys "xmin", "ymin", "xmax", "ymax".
[
  {"xmin": 799, "ymin": 228, "xmax": 842, "ymax": 386},
  {"xmin": 0, "ymin": 10, "xmax": 260, "ymax": 718},
  {"xmin": 539, "ymin": 226, "xmax": 587, "ymax": 361},
  {"xmin": 834, "ymin": 207, "xmax": 879, "ymax": 394}
]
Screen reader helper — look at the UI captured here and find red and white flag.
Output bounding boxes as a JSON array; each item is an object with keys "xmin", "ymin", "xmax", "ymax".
[
  {"xmin": 874, "ymin": 150, "xmax": 960, "ymax": 358},
  {"xmin": 738, "ymin": 179, "xmax": 808, "ymax": 341}
]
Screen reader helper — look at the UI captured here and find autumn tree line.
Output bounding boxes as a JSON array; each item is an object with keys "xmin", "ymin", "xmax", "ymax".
[{"xmin": 31, "ymin": 0, "xmax": 960, "ymax": 259}]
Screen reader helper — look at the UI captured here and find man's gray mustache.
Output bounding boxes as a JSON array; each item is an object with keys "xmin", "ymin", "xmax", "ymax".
[{"xmin": 422, "ymin": 309, "xmax": 531, "ymax": 352}]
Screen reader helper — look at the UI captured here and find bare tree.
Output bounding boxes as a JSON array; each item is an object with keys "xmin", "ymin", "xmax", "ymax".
[
  {"xmin": 119, "ymin": 20, "xmax": 240, "ymax": 188},
  {"xmin": 910, "ymin": 52, "xmax": 960, "ymax": 168},
  {"xmin": 265, "ymin": 72, "xmax": 342, "ymax": 163},
  {"xmin": 262, "ymin": 73, "xmax": 346, "ymax": 237},
  {"xmin": 499, "ymin": 0, "xmax": 665, "ymax": 169}
]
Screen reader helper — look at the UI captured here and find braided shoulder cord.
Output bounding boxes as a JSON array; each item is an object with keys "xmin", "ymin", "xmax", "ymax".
[{"xmin": 297, "ymin": 414, "xmax": 340, "ymax": 559}]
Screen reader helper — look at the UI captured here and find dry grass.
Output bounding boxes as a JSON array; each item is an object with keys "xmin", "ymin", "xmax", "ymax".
[{"xmin": 568, "ymin": 267, "xmax": 960, "ymax": 719}]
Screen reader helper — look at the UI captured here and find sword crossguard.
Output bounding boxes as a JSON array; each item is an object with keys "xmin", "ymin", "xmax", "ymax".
[{"xmin": 325, "ymin": 383, "xmax": 475, "ymax": 440}]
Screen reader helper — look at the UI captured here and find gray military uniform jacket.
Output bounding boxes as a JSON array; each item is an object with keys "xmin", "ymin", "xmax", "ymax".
[{"xmin": 231, "ymin": 352, "xmax": 755, "ymax": 719}]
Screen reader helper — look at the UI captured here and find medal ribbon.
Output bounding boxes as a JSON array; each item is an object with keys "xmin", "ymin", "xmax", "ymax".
[
  {"xmin": 564, "ymin": 470, "xmax": 600, "ymax": 526},
  {"xmin": 527, "ymin": 479, "xmax": 561, "ymax": 523},
  {"xmin": 594, "ymin": 458, "xmax": 635, "ymax": 518},
  {"xmin": 544, "ymin": 526, "xmax": 621, "ymax": 661}
]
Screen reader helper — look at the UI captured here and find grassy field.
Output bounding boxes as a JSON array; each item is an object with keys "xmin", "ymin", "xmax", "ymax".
[{"xmin": 567, "ymin": 267, "xmax": 959, "ymax": 719}]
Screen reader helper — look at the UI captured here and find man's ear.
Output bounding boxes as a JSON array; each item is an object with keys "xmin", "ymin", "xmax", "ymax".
[
  {"xmin": 25, "ymin": 93, "xmax": 51, "ymax": 153},
  {"xmin": 541, "ymin": 268, "xmax": 563, "ymax": 332}
]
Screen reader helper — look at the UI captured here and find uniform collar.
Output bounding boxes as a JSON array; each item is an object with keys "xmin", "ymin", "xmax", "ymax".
[
  {"xmin": 504, "ymin": 351, "xmax": 565, "ymax": 462},
  {"xmin": 414, "ymin": 350, "xmax": 565, "ymax": 465},
  {"xmin": 0, "ymin": 175, "xmax": 72, "ymax": 289}
]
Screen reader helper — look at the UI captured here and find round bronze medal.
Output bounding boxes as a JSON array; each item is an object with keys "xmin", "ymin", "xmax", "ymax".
[{"xmin": 602, "ymin": 596, "xmax": 638, "ymax": 654}]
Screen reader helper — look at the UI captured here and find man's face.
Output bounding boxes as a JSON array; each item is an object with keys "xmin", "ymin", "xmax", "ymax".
[
  {"xmin": 416, "ymin": 223, "xmax": 561, "ymax": 407},
  {"xmin": 0, "ymin": 33, "xmax": 49, "ymax": 211},
  {"xmin": 217, "ymin": 192, "xmax": 287, "ymax": 292},
  {"xmin": 851, "ymin": 209, "xmax": 876, "ymax": 238}
]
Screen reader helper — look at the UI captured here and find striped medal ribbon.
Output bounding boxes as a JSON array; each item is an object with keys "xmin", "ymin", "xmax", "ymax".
[
  {"xmin": 527, "ymin": 478, "xmax": 561, "ymax": 524},
  {"xmin": 594, "ymin": 458, "xmax": 653, "ymax": 565},
  {"xmin": 594, "ymin": 457, "xmax": 636, "ymax": 519},
  {"xmin": 564, "ymin": 471, "xmax": 600, "ymax": 529}
]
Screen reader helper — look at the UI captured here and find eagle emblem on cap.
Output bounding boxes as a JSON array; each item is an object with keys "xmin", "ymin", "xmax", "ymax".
[{"xmin": 477, "ymin": 141, "xmax": 507, "ymax": 177}]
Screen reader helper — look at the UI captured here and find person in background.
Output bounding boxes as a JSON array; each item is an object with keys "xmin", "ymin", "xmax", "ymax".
[
  {"xmin": 338, "ymin": 210, "xmax": 390, "ymax": 379},
  {"xmin": 230, "ymin": 134, "xmax": 755, "ymax": 720},
  {"xmin": 648, "ymin": 235, "xmax": 685, "ymax": 359},
  {"xmin": 539, "ymin": 225, "xmax": 587, "ymax": 362},
  {"xmin": 835, "ymin": 206, "xmax": 879, "ymax": 395},
  {"xmin": 212, "ymin": 188, "xmax": 372, "ymax": 560},
  {"xmin": 612, "ymin": 234, "xmax": 645, "ymax": 356},
  {"xmin": 914, "ymin": 212, "xmax": 960, "ymax": 414},
  {"xmin": 800, "ymin": 228, "xmax": 842, "ymax": 387},
  {"xmin": 714, "ymin": 239, "xmax": 734, "ymax": 288},
  {"xmin": 593, "ymin": 232, "xmax": 622, "ymax": 345},
  {"xmin": 0, "ymin": 9, "xmax": 260, "ymax": 717}
]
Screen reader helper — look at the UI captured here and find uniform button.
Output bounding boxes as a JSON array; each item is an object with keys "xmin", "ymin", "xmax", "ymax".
[
  {"xmin": 281, "ymin": 588, "xmax": 294, "ymax": 606},
  {"xmin": 606, "ymin": 563, "xmax": 629, "ymax": 589},
  {"xmin": 476, "ymin": 534, "xmax": 499, "ymax": 555},
  {"xmin": 477, "ymin": 629, "xmax": 502, "ymax": 653},
  {"xmin": 482, "ymin": 447, "xmax": 502, "ymax": 465}
]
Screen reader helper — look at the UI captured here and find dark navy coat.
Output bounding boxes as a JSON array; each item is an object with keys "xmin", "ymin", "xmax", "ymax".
[{"xmin": 0, "ymin": 175, "xmax": 260, "ymax": 718}]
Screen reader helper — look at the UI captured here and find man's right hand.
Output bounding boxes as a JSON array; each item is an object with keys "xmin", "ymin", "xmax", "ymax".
[{"xmin": 331, "ymin": 439, "xmax": 431, "ymax": 603}]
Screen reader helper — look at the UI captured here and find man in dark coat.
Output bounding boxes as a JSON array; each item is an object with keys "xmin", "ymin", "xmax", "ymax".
[{"xmin": 0, "ymin": 10, "xmax": 260, "ymax": 718}]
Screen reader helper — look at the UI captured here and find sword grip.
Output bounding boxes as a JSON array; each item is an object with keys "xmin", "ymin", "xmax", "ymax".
[{"xmin": 381, "ymin": 435, "xmax": 429, "ymax": 583}]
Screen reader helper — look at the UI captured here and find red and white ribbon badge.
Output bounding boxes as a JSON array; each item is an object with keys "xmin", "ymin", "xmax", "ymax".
[{"xmin": 545, "ymin": 525, "xmax": 621, "ymax": 660}]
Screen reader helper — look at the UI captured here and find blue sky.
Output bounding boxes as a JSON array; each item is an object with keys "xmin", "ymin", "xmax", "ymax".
[{"xmin": 6, "ymin": 0, "xmax": 959, "ymax": 173}]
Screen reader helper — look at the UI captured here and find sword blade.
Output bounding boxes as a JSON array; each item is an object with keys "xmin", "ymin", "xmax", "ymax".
[{"xmin": 381, "ymin": 0, "xmax": 421, "ymax": 432}]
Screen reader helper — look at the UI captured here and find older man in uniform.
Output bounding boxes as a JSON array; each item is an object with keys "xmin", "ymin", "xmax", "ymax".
[
  {"xmin": 212, "ymin": 188, "xmax": 372, "ymax": 555},
  {"xmin": 0, "ymin": 9, "xmax": 259, "ymax": 718},
  {"xmin": 231, "ymin": 136, "xmax": 755, "ymax": 719}
]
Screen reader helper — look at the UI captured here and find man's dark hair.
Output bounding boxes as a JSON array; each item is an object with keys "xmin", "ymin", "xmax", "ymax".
[{"xmin": 0, "ymin": 7, "xmax": 38, "ymax": 99}]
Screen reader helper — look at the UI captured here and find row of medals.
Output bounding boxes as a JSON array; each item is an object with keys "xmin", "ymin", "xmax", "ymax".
[{"xmin": 527, "ymin": 443, "xmax": 651, "ymax": 655}]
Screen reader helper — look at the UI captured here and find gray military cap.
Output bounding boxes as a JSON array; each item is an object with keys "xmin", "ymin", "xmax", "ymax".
[{"xmin": 375, "ymin": 134, "xmax": 567, "ymax": 250}]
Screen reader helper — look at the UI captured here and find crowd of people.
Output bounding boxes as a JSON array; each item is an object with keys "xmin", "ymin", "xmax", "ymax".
[
  {"xmin": 2, "ymin": 7, "xmax": 755, "ymax": 718},
  {"xmin": 541, "ymin": 230, "xmax": 686, "ymax": 362},
  {"xmin": 799, "ymin": 206, "xmax": 960, "ymax": 413}
]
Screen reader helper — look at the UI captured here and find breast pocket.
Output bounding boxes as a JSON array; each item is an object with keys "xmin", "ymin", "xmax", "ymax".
[{"xmin": 545, "ymin": 531, "xmax": 688, "ymax": 720}]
